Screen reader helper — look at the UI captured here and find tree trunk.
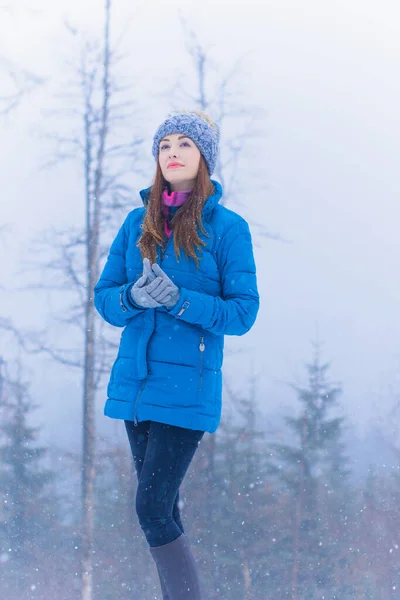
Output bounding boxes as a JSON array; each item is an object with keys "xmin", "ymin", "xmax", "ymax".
[
  {"xmin": 81, "ymin": 292, "xmax": 97, "ymax": 600},
  {"xmin": 81, "ymin": 2, "xmax": 111, "ymax": 599},
  {"xmin": 291, "ymin": 494, "xmax": 300, "ymax": 600},
  {"xmin": 243, "ymin": 558, "xmax": 252, "ymax": 598},
  {"xmin": 205, "ymin": 433, "xmax": 219, "ymax": 596}
]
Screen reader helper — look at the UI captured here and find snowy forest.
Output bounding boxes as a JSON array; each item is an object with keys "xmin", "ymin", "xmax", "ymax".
[
  {"xmin": 2, "ymin": 346, "xmax": 400, "ymax": 600},
  {"xmin": 1, "ymin": 1, "xmax": 400, "ymax": 599}
]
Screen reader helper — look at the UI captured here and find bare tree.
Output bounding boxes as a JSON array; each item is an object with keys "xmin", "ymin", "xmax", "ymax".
[
  {"xmin": 80, "ymin": 3, "xmax": 110, "ymax": 597},
  {"xmin": 0, "ymin": 59, "xmax": 44, "ymax": 115},
  {"xmin": 174, "ymin": 14, "xmax": 279, "ymax": 245},
  {"xmin": 178, "ymin": 16, "xmax": 291, "ymax": 252},
  {"xmin": 15, "ymin": 2, "xmax": 144, "ymax": 598}
]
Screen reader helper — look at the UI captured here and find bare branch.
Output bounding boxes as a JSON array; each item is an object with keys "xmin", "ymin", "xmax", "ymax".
[{"xmin": 0, "ymin": 62, "xmax": 45, "ymax": 115}]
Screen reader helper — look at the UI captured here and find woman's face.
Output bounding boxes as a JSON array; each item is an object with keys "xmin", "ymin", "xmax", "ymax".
[{"xmin": 158, "ymin": 133, "xmax": 201, "ymax": 191}]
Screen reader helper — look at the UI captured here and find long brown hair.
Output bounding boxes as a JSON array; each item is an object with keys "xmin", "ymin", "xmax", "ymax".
[{"xmin": 137, "ymin": 155, "xmax": 214, "ymax": 268}]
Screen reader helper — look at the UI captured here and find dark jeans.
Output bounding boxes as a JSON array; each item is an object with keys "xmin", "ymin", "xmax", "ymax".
[{"xmin": 125, "ymin": 420, "xmax": 205, "ymax": 548}]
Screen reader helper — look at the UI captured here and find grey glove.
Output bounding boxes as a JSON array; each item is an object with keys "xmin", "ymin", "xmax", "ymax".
[
  {"xmin": 130, "ymin": 258, "xmax": 160, "ymax": 308},
  {"xmin": 145, "ymin": 263, "xmax": 181, "ymax": 309},
  {"xmin": 143, "ymin": 257, "xmax": 156, "ymax": 284}
]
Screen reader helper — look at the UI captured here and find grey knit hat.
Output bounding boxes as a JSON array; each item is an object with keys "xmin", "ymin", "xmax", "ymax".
[{"xmin": 152, "ymin": 111, "xmax": 220, "ymax": 175}]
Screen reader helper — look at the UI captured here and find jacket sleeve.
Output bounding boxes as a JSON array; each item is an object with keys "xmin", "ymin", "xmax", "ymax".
[
  {"xmin": 94, "ymin": 212, "xmax": 145, "ymax": 327},
  {"xmin": 167, "ymin": 219, "xmax": 260, "ymax": 336}
]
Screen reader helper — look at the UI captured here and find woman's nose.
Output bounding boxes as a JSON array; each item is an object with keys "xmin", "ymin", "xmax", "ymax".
[{"xmin": 169, "ymin": 146, "xmax": 179, "ymax": 159}]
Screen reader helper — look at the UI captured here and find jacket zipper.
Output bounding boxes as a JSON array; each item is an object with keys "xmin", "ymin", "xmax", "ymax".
[
  {"xmin": 199, "ymin": 335, "xmax": 205, "ymax": 391},
  {"xmin": 134, "ymin": 378, "xmax": 147, "ymax": 426}
]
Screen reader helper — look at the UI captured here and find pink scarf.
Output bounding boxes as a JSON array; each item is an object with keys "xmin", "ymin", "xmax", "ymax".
[{"xmin": 161, "ymin": 189, "xmax": 191, "ymax": 238}]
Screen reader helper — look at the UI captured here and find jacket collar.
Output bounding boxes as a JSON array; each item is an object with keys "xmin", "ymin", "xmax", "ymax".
[{"xmin": 139, "ymin": 179, "xmax": 223, "ymax": 221}]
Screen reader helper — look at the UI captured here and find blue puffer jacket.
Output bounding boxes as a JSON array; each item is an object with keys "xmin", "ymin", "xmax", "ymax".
[{"xmin": 94, "ymin": 180, "xmax": 260, "ymax": 433}]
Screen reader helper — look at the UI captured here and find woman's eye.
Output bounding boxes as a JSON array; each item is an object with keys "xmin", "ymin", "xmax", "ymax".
[{"xmin": 160, "ymin": 141, "xmax": 190, "ymax": 151}]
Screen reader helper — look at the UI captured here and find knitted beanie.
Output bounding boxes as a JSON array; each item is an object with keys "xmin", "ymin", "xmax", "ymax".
[{"xmin": 152, "ymin": 111, "xmax": 219, "ymax": 175}]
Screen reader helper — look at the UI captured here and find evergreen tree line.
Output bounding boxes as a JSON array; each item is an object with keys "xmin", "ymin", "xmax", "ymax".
[{"xmin": 0, "ymin": 347, "xmax": 399, "ymax": 600}]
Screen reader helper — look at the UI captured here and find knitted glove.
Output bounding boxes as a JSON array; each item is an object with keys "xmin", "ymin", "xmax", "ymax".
[
  {"xmin": 145, "ymin": 263, "xmax": 181, "ymax": 309},
  {"xmin": 130, "ymin": 258, "xmax": 160, "ymax": 308},
  {"xmin": 143, "ymin": 257, "xmax": 156, "ymax": 284}
]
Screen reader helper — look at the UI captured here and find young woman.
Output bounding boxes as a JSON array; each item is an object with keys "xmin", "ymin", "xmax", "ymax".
[{"xmin": 94, "ymin": 111, "xmax": 260, "ymax": 599}]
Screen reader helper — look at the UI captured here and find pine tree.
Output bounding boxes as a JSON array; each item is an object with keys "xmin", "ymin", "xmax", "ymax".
[
  {"xmin": 354, "ymin": 463, "xmax": 400, "ymax": 598},
  {"xmin": 269, "ymin": 341, "xmax": 353, "ymax": 599},
  {"xmin": 218, "ymin": 374, "xmax": 274, "ymax": 600},
  {"xmin": 184, "ymin": 372, "xmax": 274, "ymax": 600},
  {"xmin": 92, "ymin": 439, "xmax": 153, "ymax": 600},
  {"xmin": 0, "ymin": 359, "xmax": 60, "ymax": 594}
]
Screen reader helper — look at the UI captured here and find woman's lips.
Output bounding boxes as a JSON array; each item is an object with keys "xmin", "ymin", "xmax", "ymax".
[{"xmin": 168, "ymin": 163, "xmax": 184, "ymax": 169}]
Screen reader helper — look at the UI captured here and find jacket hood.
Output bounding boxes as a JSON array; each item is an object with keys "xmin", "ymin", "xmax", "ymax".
[{"xmin": 139, "ymin": 179, "xmax": 223, "ymax": 221}]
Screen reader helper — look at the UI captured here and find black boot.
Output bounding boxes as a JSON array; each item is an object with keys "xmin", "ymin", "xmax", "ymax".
[{"xmin": 150, "ymin": 534, "xmax": 203, "ymax": 599}]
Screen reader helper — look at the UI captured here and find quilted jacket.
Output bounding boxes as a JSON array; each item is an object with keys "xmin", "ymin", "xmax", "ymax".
[{"xmin": 94, "ymin": 180, "xmax": 260, "ymax": 433}]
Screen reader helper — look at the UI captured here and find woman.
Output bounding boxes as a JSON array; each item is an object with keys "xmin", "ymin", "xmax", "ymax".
[{"xmin": 94, "ymin": 111, "xmax": 260, "ymax": 599}]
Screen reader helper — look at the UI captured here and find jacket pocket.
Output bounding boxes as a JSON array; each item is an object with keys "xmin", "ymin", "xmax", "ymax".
[{"xmin": 198, "ymin": 335, "xmax": 205, "ymax": 391}]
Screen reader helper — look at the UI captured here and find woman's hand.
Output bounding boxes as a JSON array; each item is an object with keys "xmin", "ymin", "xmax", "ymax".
[
  {"xmin": 130, "ymin": 274, "xmax": 162, "ymax": 308},
  {"xmin": 145, "ymin": 263, "xmax": 181, "ymax": 309},
  {"xmin": 130, "ymin": 258, "xmax": 160, "ymax": 308}
]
